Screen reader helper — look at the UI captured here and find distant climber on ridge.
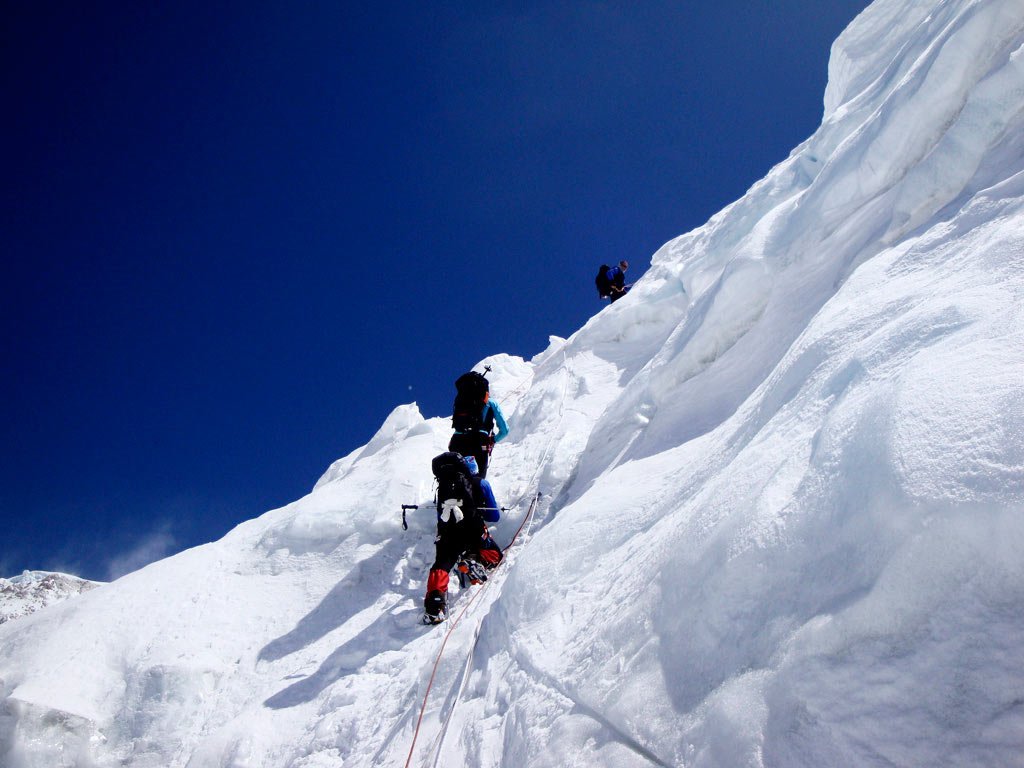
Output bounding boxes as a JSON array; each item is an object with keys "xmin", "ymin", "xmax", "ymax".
[
  {"xmin": 448, "ymin": 369, "xmax": 508, "ymax": 479},
  {"xmin": 595, "ymin": 260, "xmax": 631, "ymax": 302},
  {"xmin": 423, "ymin": 452, "xmax": 503, "ymax": 624}
]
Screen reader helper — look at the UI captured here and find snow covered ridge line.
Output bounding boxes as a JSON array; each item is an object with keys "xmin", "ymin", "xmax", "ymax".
[{"xmin": 0, "ymin": 571, "xmax": 103, "ymax": 625}]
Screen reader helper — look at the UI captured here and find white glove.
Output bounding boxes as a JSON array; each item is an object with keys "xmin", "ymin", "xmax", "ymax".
[{"xmin": 440, "ymin": 499, "xmax": 464, "ymax": 523}]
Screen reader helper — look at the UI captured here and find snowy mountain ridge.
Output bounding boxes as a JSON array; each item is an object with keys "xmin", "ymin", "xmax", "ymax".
[
  {"xmin": 0, "ymin": 572, "xmax": 102, "ymax": 626},
  {"xmin": 3, "ymin": 0, "xmax": 1024, "ymax": 765}
]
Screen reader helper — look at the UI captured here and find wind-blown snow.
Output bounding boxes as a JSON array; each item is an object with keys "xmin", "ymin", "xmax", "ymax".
[{"xmin": 3, "ymin": 0, "xmax": 1024, "ymax": 765}]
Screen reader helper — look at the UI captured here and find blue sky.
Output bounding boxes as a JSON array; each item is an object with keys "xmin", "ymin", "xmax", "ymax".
[{"xmin": 2, "ymin": 1, "xmax": 870, "ymax": 581}]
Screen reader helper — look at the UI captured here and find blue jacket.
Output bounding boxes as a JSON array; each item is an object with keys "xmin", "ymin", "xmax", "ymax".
[
  {"xmin": 454, "ymin": 400, "xmax": 509, "ymax": 443},
  {"xmin": 605, "ymin": 265, "xmax": 626, "ymax": 290},
  {"xmin": 486, "ymin": 401, "xmax": 509, "ymax": 443},
  {"xmin": 477, "ymin": 477, "xmax": 501, "ymax": 522}
]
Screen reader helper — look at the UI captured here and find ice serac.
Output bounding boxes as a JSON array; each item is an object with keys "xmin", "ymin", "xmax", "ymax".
[{"xmin": 3, "ymin": 0, "xmax": 1024, "ymax": 766}]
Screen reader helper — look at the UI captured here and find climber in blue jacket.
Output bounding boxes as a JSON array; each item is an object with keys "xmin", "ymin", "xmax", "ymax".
[
  {"xmin": 605, "ymin": 260, "xmax": 630, "ymax": 302},
  {"xmin": 448, "ymin": 391, "xmax": 508, "ymax": 478}
]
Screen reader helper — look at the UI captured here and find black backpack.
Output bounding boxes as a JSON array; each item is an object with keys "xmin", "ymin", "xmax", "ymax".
[
  {"xmin": 595, "ymin": 264, "xmax": 612, "ymax": 298},
  {"xmin": 431, "ymin": 452, "xmax": 478, "ymax": 524},
  {"xmin": 452, "ymin": 371, "xmax": 489, "ymax": 432}
]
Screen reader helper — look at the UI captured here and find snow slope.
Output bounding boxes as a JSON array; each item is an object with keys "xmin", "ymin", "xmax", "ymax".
[{"xmin": 3, "ymin": 0, "xmax": 1024, "ymax": 765}]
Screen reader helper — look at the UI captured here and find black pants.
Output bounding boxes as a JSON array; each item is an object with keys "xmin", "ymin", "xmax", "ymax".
[
  {"xmin": 424, "ymin": 518, "xmax": 503, "ymax": 613},
  {"xmin": 448, "ymin": 431, "xmax": 490, "ymax": 477}
]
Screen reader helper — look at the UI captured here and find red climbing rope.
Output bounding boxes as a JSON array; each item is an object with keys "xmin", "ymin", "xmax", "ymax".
[{"xmin": 403, "ymin": 492, "xmax": 541, "ymax": 768}]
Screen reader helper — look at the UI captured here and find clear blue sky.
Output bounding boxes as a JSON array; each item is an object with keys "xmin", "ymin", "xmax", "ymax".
[{"xmin": 2, "ymin": 1, "xmax": 870, "ymax": 581}]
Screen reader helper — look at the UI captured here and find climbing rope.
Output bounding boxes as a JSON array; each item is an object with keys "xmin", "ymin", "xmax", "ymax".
[
  {"xmin": 403, "ymin": 491, "xmax": 541, "ymax": 768},
  {"xmin": 404, "ymin": 351, "xmax": 572, "ymax": 767}
]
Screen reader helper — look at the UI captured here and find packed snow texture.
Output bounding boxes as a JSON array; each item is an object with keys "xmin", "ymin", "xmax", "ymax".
[
  {"xmin": 3, "ymin": 0, "xmax": 1024, "ymax": 765},
  {"xmin": 0, "ymin": 572, "xmax": 101, "ymax": 626}
]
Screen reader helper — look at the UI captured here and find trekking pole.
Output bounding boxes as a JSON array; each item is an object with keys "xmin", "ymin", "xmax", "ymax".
[
  {"xmin": 401, "ymin": 504, "xmax": 419, "ymax": 531},
  {"xmin": 475, "ymin": 506, "xmax": 511, "ymax": 516}
]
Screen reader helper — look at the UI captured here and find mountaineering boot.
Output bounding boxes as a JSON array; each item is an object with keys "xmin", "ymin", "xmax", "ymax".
[
  {"xmin": 456, "ymin": 558, "xmax": 488, "ymax": 588},
  {"xmin": 423, "ymin": 590, "xmax": 446, "ymax": 624},
  {"xmin": 422, "ymin": 609, "xmax": 446, "ymax": 625},
  {"xmin": 465, "ymin": 559, "xmax": 488, "ymax": 585}
]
